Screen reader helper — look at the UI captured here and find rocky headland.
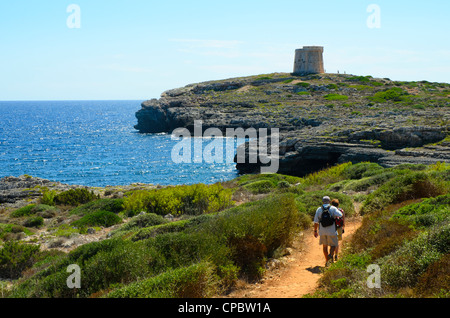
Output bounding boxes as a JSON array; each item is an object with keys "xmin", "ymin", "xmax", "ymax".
[{"xmin": 135, "ymin": 72, "xmax": 449, "ymax": 176}]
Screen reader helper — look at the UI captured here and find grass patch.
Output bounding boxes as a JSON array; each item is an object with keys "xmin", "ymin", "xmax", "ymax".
[
  {"xmin": 324, "ymin": 93, "xmax": 349, "ymax": 101},
  {"xmin": 71, "ymin": 210, "xmax": 122, "ymax": 228}
]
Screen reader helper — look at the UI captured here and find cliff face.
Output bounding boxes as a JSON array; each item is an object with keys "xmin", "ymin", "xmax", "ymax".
[{"xmin": 135, "ymin": 72, "xmax": 449, "ymax": 176}]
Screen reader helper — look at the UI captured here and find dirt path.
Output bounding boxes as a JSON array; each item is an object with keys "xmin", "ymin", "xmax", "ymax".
[{"xmin": 226, "ymin": 216, "xmax": 362, "ymax": 298}]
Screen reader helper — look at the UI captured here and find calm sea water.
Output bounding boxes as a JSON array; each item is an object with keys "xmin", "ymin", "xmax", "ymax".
[{"xmin": 0, "ymin": 100, "xmax": 243, "ymax": 187}]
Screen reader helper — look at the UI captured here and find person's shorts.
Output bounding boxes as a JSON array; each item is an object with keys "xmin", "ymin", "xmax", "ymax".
[
  {"xmin": 337, "ymin": 227, "xmax": 343, "ymax": 241},
  {"xmin": 319, "ymin": 234, "xmax": 339, "ymax": 246}
]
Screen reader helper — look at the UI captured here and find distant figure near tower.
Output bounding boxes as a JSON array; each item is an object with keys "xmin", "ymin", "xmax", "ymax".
[{"xmin": 293, "ymin": 46, "xmax": 324, "ymax": 75}]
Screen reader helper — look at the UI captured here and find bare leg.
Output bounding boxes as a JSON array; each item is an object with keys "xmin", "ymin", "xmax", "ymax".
[
  {"xmin": 323, "ymin": 245, "xmax": 329, "ymax": 262},
  {"xmin": 329, "ymin": 246, "xmax": 336, "ymax": 259}
]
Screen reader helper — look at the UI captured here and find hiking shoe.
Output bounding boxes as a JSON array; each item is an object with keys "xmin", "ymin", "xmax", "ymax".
[
  {"xmin": 328, "ymin": 254, "xmax": 334, "ymax": 263},
  {"xmin": 334, "ymin": 255, "xmax": 338, "ymax": 261}
]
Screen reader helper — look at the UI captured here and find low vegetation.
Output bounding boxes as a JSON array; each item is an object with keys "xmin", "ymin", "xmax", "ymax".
[
  {"xmin": 0, "ymin": 161, "xmax": 448, "ymax": 298},
  {"xmin": 306, "ymin": 162, "xmax": 449, "ymax": 298}
]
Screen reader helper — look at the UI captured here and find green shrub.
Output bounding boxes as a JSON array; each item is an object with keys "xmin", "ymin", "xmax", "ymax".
[
  {"xmin": 348, "ymin": 76, "xmax": 371, "ymax": 83},
  {"xmin": 414, "ymin": 254, "xmax": 450, "ymax": 297},
  {"xmin": 392, "ymin": 194, "xmax": 450, "ymax": 228},
  {"xmin": 315, "ymin": 252, "xmax": 371, "ymax": 297},
  {"xmin": 326, "ymin": 84, "xmax": 338, "ymax": 90},
  {"xmin": 0, "ymin": 223, "xmax": 33, "ymax": 242},
  {"xmin": 381, "ymin": 230, "xmax": 444, "ymax": 289},
  {"xmin": 16, "ymin": 239, "xmax": 164, "ymax": 298},
  {"xmin": 11, "ymin": 204, "xmax": 36, "ymax": 218},
  {"xmin": 360, "ymin": 171, "xmax": 444, "ymax": 215},
  {"xmin": 369, "ymin": 87, "xmax": 408, "ymax": 103},
  {"xmin": 343, "ymin": 162, "xmax": 384, "ymax": 180},
  {"xmin": 243, "ymin": 179, "xmax": 276, "ymax": 194},
  {"xmin": 301, "ymin": 162, "xmax": 352, "ymax": 188},
  {"xmin": 40, "ymin": 189, "xmax": 57, "ymax": 206},
  {"xmin": 23, "ymin": 216, "xmax": 44, "ymax": 228},
  {"xmin": 123, "ymin": 183, "xmax": 233, "ymax": 217},
  {"xmin": 229, "ymin": 234, "xmax": 267, "ymax": 281},
  {"xmin": 277, "ymin": 180, "xmax": 291, "ymax": 189},
  {"xmin": 203, "ymin": 193, "xmax": 301, "ymax": 281},
  {"xmin": 11, "ymin": 204, "xmax": 58, "ymax": 218},
  {"xmin": 340, "ymin": 171, "xmax": 399, "ymax": 192},
  {"xmin": 130, "ymin": 220, "xmax": 189, "ymax": 241},
  {"xmin": 72, "ymin": 210, "xmax": 122, "ymax": 228},
  {"xmin": 235, "ymin": 173, "xmax": 301, "ymax": 187},
  {"xmin": 324, "ymin": 93, "xmax": 348, "ymax": 101},
  {"xmin": 105, "ymin": 261, "xmax": 218, "ymax": 298},
  {"xmin": 112, "ymin": 213, "xmax": 168, "ymax": 237},
  {"xmin": 54, "ymin": 188, "xmax": 98, "ymax": 206},
  {"xmin": 151, "ymin": 231, "xmax": 230, "ymax": 270},
  {"xmin": 0, "ymin": 242, "xmax": 40, "ymax": 279}
]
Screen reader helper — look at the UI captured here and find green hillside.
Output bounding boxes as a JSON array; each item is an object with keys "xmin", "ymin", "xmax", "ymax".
[{"xmin": 0, "ymin": 161, "xmax": 448, "ymax": 298}]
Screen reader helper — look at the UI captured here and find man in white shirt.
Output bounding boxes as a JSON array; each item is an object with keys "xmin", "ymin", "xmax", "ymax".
[{"xmin": 313, "ymin": 196, "xmax": 343, "ymax": 266}]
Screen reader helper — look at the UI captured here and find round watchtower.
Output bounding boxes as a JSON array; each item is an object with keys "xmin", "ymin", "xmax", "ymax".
[{"xmin": 293, "ymin": 46, "xmax": 324, "ymax": 75}]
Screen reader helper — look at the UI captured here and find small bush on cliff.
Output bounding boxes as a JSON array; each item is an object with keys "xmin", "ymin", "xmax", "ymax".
[
  {"xmin": 114, "ymin": 213, "xmax": 168, "ymax": 233},
  {"xmin": 0, "ymin": 224, "xmax": 29, "ymax": 242},
  {"xmin": 324, "ymin": 93, "xmax": 349, "ymax": 101},
  {"xmin": 0, "ymin": 242, "xmax": 40, "ymax": 279},
  {"xmin": 414, "ymin": 254, "xmax": 450, "ymax": 297},
  {"xmin": 301, "ymin": 162, "xmax": 352, "ymax": 188},
  {"xmin": 342, "ymin": 162, "xmax": 384, "ymax": 179},
  {"xmin": 72, "ymin": 210, "xmax": 122, "ymax": 228},
  {"xmin": 53, "ymin": 188, "xmax": 98, "ymax": 206},
  {"xmin": 105, "ymin": 261, "xmax": 218, "ymax": 298},
  {"xmin": 11, "ymin": 204, "xmax": 57, "ymax": 218},
  {"xmin": 11, "ymin": 204, "xmax": 36, "ymax": 218},
  {"xmin": 243, "ymin": 179, "xmax": 276, "ymax": 194},
  {"xmin": 123, "ymin": 183, "xmax": 233, "ymax": 217},
  {"xmin": 40, "ymin": 189, "xmax": 57, "ymax": 206},
  {"xmin": 23, "ymin": 216, "xmax": 44, "ymax": 228},
  {"xmin": 360, "ymin": 171, "xmax": 446, "ymax": 215},
  {"xmin": 392, "ymin": 194, "xmax": 450, "ymax": 228},
  {"xmin": 369, "ymin": 87, "xmax": 409, "ymax": 103}
]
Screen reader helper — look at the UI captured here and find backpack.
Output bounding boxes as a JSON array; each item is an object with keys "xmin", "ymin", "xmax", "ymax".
[
  {"xmin": 320, "ymin": 205, "xmax": 335, "ymax": 227},
  {"xmin": 335, "ymin": 208, "xmax": 344, "ymax": 228}
]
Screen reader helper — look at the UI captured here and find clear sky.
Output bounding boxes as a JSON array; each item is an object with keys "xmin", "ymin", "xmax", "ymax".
[{"xmin": 1, "ymin": 0, "xmax": 449, "ymax": 100}]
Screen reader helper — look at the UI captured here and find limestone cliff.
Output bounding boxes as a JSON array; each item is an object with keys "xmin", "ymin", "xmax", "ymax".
[{"xmin": 135, "ymin": 72, "xmax": 449, "ymax": 176}]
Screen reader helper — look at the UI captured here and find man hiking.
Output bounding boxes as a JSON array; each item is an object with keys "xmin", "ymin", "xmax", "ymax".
[{"xmin": 313, "ymin": 196, "xmax": 343, "ymax": 266}]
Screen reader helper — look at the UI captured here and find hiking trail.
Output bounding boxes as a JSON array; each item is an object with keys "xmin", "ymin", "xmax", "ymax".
[{"xmin": 225, "ymin": 207, "xmax": 363, "ymax": 298}]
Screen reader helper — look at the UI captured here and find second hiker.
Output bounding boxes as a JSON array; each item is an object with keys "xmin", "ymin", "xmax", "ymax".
[{"xmin": 331, "ymin": 198, "xmax": 345, "ymax": 261}]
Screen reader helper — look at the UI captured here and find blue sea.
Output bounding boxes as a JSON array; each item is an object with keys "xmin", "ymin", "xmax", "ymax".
[{"xmin": 0, "ymin": 100, "xmax": 244, "ymax": 187}]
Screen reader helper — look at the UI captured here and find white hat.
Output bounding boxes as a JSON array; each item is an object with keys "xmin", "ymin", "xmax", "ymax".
[{"xmin": 322, "ymin": 196, "xmax": 330, "ymax": 202}]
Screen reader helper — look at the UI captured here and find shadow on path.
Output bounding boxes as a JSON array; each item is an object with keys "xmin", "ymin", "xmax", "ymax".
[{"xmin": 306, "ymin": 266, "xmax": 323, "ymax": 274}]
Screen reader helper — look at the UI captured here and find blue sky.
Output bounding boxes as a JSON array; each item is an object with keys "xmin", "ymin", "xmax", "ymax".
[{"xmin": 0, "ymin": 0, "xmax": 449, "ymax": 100}]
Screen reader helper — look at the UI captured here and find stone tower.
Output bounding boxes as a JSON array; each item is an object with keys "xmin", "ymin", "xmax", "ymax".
[{"xmin": 293, "ymin": 46, "xmax": 324, "ymax": 75}]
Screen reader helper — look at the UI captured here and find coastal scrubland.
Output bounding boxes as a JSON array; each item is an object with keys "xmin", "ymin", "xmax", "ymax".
[{"xmin": 0, "ymin": 161, "xmax": 448, "ymax": 298}]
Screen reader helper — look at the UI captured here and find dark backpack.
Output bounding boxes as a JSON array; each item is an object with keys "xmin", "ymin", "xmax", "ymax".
[{"xmin": 320, "ymin": 205, "xmax": 335, "ymax": 227}]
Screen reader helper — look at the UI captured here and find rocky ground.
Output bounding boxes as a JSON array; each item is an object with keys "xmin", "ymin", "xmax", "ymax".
[
  {"xmin": 135, "ymin": 72, "xmax": 449, "ymax": 176},
  {"xmin": 0, "ymin": 175, "xmax": 157, "ymax": 253}
]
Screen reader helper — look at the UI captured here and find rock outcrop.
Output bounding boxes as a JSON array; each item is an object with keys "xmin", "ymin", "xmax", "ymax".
[{"xmin": 135, "ymin": 72, "xmax": 449, "ymax": 175}]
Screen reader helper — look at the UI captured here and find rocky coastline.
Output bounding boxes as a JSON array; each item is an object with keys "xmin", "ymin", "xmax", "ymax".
[{"xmin": 135, "ymin": 72, "xmax": 449, "ymax": 176}]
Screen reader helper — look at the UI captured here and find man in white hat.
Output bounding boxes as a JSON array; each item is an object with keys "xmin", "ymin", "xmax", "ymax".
[{"xmin": 313, "ymin": 196, "xmax": 343, "ymax": 266}]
